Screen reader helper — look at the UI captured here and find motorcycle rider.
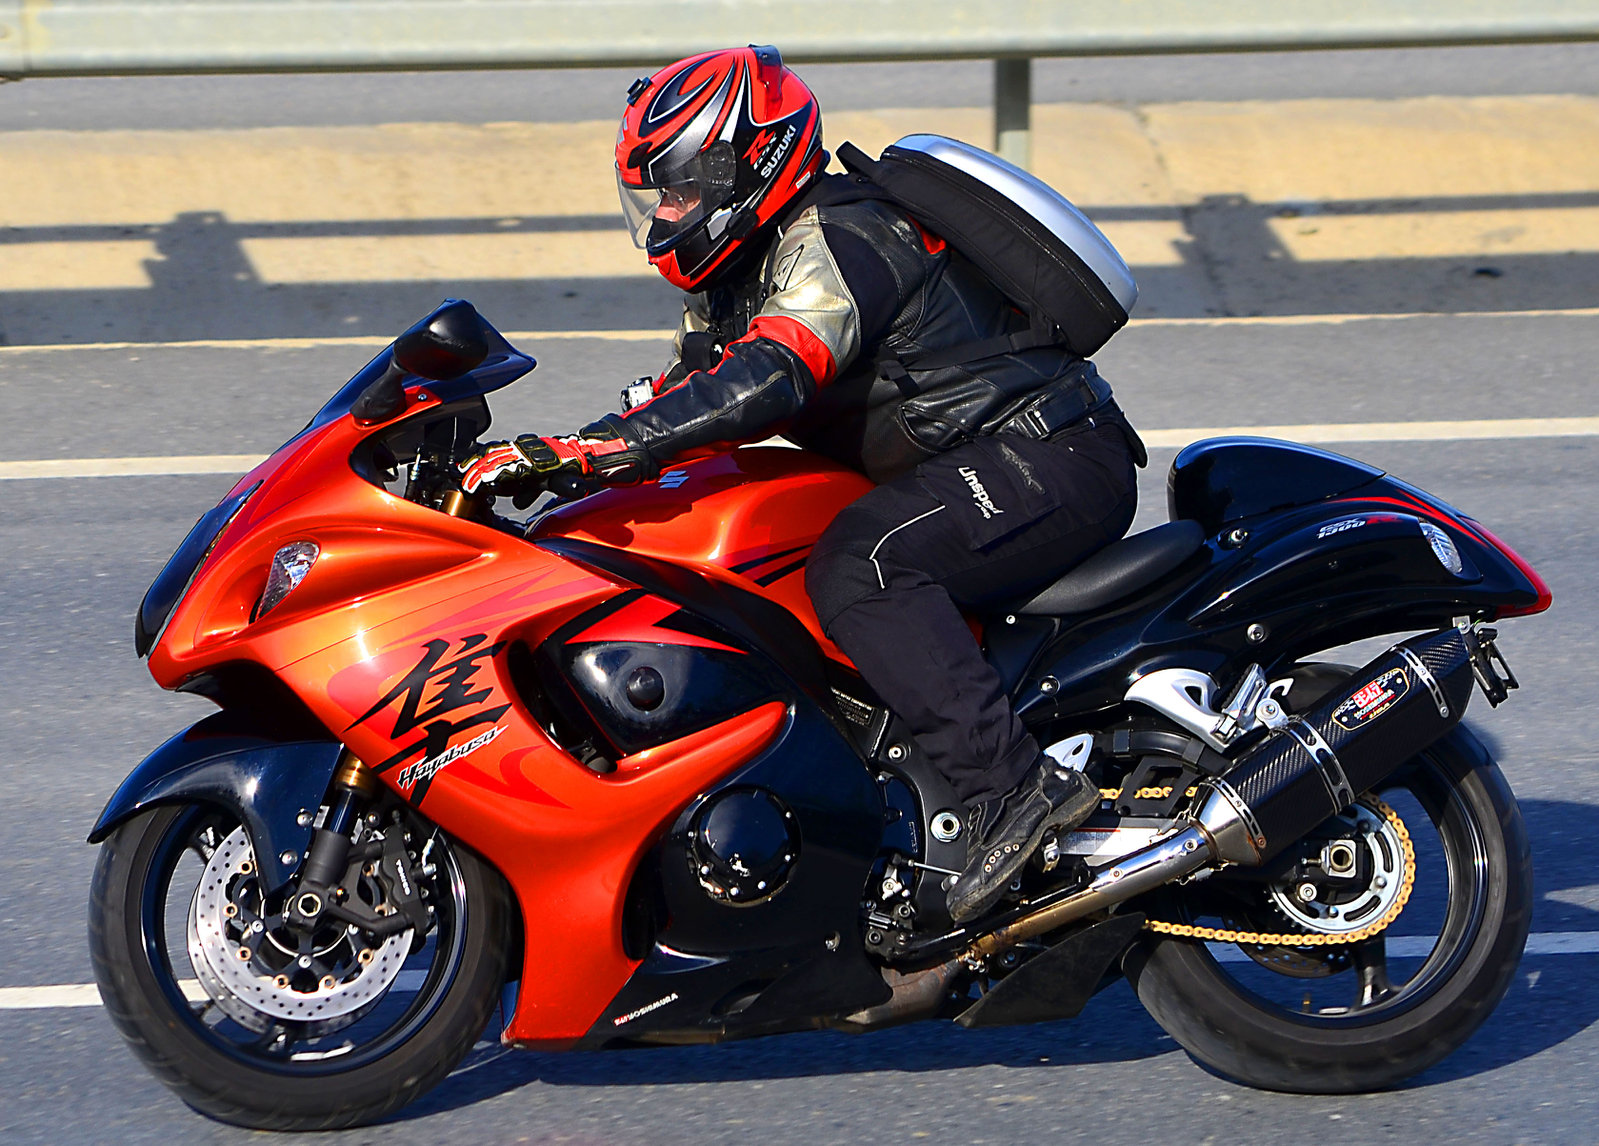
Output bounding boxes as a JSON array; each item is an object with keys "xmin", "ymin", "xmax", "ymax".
[{"xmin": 460, "ymin": 46, "xmax": 1143, "ymax": 923}]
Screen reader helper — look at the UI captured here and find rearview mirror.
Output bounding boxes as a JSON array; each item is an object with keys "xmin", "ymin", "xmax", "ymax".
[{"xmin": 353, "ymin": 300, "xmax": 491, "ymax": 424}]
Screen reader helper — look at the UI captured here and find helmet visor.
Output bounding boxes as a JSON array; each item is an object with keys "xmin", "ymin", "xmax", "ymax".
[
  {"xmin": 618, "ymin": 175, "xmax": 710, "ymax": 250},
  {"xmin": 615, "ymin": 140, "xmax": 739, "ymax": 257}
]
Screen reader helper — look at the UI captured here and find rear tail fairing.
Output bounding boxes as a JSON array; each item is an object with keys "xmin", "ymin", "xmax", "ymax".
[{"xmin": 1000, "ymin": 438, "xmax": 1547, "ymax": 728}]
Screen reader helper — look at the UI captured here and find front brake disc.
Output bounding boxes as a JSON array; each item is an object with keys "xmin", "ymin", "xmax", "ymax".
[{"xmin": 187, "ymin": 826, "xmax": 412, "ymax": 1034}]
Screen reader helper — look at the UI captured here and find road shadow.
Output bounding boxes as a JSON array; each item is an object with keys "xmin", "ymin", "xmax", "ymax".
[
  {"xmin": 400, "ymin": 980, "xmax": 1174, "ymax": 1121},
  {"xmin": 393, "ymin": 796, "xmax": 1599, "ymax": 1119},
  {"xmin": 3, "ymin": 191, "xmax": 1597, "ymax": 345}
]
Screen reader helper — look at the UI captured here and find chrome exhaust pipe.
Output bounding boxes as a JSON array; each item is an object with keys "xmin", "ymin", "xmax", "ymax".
[
  {"xmin": 969, "ymin": 825, "xmax": 1212, "ymax": 958},
  {"xmin": 968, "ymin": 626, "xmax": 1481, "ymax": 960}
]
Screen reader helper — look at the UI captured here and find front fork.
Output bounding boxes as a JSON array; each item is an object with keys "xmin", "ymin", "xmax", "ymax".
[{"xmin": 285, "ymin": 751, "xmax": 430, "ymax": 939}]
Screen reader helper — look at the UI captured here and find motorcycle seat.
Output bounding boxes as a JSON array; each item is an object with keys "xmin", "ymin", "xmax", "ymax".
[{"xmin": 1011, "ymin": 519, "xmax": 1206, "ymax": 616}]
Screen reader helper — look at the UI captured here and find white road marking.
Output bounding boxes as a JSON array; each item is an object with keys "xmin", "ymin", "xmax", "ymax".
[
  {"xmin": 0, "ymin": 307, "xmax": 1595, "ymax": 356},
  {"xmin": 0, "ymin": 970, "xmax": 429, "ymax": 1011},
  {"xmin": 0, "ymin": 454, "xmax": 265, "ymax": 479},
  {"xmin": 0, "ymin": 329, "xmax": 673, "ymax": 354},
  {"xmin": 0, "ymin": 984, "xmax": 104, "ymax": 1009},
  {"xmin": 5, "ymin": 936, "xmax": 1590, "ymax": 1011},
  {"xmin": 4, "ymin": 416, "xmax": 1596, "ymax": 482},
  {"xmin": 1138, "ymin": 416, "xmax": 1599, "ymax": 449},
  {"xmin": 1133, "ymin": 306, "xmax": 1599, "ymax": 328}
]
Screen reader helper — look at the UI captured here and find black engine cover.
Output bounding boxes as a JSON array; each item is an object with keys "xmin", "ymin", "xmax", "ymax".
[{"xmin": 688, "ymin": 788, "xmax": 802, "ymax": 905}]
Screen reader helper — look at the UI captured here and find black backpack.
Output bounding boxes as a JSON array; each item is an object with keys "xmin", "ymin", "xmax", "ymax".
[{"xmin": 826, "ymin": 135, "xmax": 1138, "ymax": 363}]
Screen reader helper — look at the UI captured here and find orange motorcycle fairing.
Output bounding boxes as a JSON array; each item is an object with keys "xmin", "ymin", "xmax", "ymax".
[
  {"xmin": 531, "ymin": 446, "xmax": 874, "ymax": 662},
  {"xmin": 142, "ymin": 380, "xmax": 886, "ymax": 1043}
]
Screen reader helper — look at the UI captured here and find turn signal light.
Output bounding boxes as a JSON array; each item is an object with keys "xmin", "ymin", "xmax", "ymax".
[{"xmin": 254, "ymin": 541, "xmax": 319, "ymax": 620}]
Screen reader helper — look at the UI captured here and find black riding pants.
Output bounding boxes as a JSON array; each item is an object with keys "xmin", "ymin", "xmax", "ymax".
[{"xmin": 806, "ymin": 422, "xmax": 1138, "ymax": 804}]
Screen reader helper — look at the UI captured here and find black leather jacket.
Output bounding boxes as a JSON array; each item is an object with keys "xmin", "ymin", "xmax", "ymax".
[{"xmin": 603, "ymin": 174, "xmax": 1133, "ymax": 484}]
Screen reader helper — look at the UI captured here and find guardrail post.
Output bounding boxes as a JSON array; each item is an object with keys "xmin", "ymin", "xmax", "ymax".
[
  {"xmin": 994, "ymin": 57, "xmax": 1031, "ymax": 169},
  {"xmin": 0, "ymin": 0, "xmax": 22, "ymax": 78}
]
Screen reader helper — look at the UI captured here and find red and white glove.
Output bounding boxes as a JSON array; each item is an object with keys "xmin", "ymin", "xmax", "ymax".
[{"xmin": 459, "ymin": 418, "xmax": 653, "ymax": 498}]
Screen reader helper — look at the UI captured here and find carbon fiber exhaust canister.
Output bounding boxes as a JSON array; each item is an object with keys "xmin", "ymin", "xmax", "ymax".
[
  {"xmin": 1208, "ymin": 627, "xmax": 1477, "ymax": 864},
  {"xmin": 967, "ymin": 627, "xmax": 1483, "ymax": 959}
]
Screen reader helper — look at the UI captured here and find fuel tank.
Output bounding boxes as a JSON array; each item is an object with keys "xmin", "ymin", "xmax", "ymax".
[{"xmin": 530, "ymin": 446, "xmax": 873, "ymax": 656}]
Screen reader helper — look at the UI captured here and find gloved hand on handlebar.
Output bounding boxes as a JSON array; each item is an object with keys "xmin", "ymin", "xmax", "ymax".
[{"xmin": 458, "ymin": 416, "xmax": 654, "ymax": 505}]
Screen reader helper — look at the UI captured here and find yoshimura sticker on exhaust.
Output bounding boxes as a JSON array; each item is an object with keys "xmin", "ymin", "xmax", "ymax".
[{"xmin": 1333, "ymin": 667, "xmax": 1411, "ymax": 730}]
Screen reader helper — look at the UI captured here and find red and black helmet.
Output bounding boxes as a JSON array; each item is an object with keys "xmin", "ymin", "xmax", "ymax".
[{"xmin": 616, "ymin": 45, "xmax": 824, "ymax": 291}]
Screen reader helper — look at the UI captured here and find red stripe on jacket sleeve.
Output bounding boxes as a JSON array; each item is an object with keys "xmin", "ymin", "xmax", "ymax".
[{"xmin": 736, "ymin": 314, "xmax": 839, "ymax": 387}]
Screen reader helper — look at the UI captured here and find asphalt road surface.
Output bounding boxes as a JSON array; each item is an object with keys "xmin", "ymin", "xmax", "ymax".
[{"xmin": 2, "ymin": 42, "xmax": 1598, "ymax": 1146}]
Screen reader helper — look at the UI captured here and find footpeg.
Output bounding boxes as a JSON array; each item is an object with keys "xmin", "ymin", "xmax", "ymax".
[{"xmin": 1038, "ymin": 832, "xmax": 1062, "ymax": 873}]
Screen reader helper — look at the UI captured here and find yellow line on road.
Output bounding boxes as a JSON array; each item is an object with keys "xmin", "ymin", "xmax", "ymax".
[
  {"xmin": 240, "ymin": 231, "xmax": 648, "ymax": 284},
  {"xmin": 0, "ymin": 240, "xmax": 164, "ymax": 291},
  {"xmin": 1269, "ymin": 207, "xmax": 1599, "ymax": 262},
  {"xmin": 7, "ymin": 98, "xmax": 1598, "ymax": 226},
  {"xmin": 6, "ymin": 417, "xmax": 1596, "ymax": 481},
  {"xmin": 0, "ymin": 308, "xmax": 1594, "ymax": 356}
]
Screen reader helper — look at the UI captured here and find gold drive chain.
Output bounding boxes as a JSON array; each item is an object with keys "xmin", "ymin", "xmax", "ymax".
[{"xmin": 1091, "ymin": 788, "xmax": 1416, "ymax": 948}]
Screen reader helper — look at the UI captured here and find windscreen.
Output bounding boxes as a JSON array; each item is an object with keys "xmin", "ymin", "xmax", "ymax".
[{"xmin": 309, "ymin": 313, "xmax": 535, "ymax": 435}]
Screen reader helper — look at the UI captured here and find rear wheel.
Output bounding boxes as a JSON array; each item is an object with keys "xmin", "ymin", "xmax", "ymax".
[
  {"xmin": 89, "ymin": 800, "xmax": 512, "ymax": 1130},
  {"xmin": 1125, "ymin": 724, "xmax": 1531, "ymax": 1092}
]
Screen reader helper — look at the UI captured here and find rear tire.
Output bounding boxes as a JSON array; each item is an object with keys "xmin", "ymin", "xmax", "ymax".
[
  {"xmin": 89, "ymin": 803, "xmax": 513, "ymax": 1130},
  {"xmin": 1125, "ymin": 725, "xmax": 1531, "ymax": 1092}
]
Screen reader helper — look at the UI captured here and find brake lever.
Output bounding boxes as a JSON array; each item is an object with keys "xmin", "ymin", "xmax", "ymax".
[{"xmin": 544, "ymin": 470, "xmax": 596, "ymax": 501}]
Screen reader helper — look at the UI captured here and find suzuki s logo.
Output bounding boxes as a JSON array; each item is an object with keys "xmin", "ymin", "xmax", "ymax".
[
  {"xmin": 659, "ymin": 470, "xmax": 690, "ymax": 489},
  {"xmin": 743, "ymin": 128, "xmax": 775, "ymax": 166}
]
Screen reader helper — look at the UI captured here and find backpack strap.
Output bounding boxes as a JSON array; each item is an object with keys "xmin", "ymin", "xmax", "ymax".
[{"xmin": 875, "ymin": 326, "xmax": 1061, "ymax": 397}]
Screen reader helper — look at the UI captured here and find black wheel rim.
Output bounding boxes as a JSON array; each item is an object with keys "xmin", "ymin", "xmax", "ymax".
[
  {"xmin": 1167, "ymin": 750, "xmax": 1493, "ymax": 1027},
  {"xmin": 136, "ymin": 804, "xmax": 473, "ymax": 1075}
]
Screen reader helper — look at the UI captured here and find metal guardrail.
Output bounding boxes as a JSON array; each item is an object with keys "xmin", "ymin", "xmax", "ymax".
[
  {"xmin": 5, "ymin": 0, "xmax": 1599, "ymax": 76},
  {"xmin": 3, "ymin": 0, "xmax": 1598, "ymax": 166}
]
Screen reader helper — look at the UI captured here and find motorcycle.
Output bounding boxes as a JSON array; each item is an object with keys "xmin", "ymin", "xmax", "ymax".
[{"xmin": 89, "ymin": 300, "xmax": 1547, "ymax": 1129}]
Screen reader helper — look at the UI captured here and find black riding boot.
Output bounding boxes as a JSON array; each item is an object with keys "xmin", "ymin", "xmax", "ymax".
[{"xmin": 945, "ymin": 754, "xmax": 1099, "ymax": 923}]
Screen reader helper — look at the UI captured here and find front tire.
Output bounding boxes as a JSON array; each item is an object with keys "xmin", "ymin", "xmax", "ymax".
[
  {"xmin": 1125, "ymin": 725, "xmax": 1531, "ymax": 1092},
  {"xmin": 89, "ymin": 802, "xmax": 513, "ymax": 1130}
]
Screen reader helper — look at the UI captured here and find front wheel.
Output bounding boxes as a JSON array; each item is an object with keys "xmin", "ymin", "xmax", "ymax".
[
  {"xmin": 1125, "ymin": 725, "xmax": 1531, "ymax": 1092},
  {"xmin": 89, "ymin": 800, "xmax": 513, "ymax": 1130}
]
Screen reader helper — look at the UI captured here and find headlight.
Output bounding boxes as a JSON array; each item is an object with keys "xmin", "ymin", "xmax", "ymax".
[
  {"xmin": 255, "ymin": 541, "xmax": 319, "ymax": 619},
  {"xmin": 1419, "ymin": 521, "xmax": 1465, "ymax": 575}
]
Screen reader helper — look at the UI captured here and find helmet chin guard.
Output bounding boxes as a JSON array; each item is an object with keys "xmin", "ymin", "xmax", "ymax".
[{"xmin": 616, "ymin": 45, "xmax": 824, "ymax": 291}]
